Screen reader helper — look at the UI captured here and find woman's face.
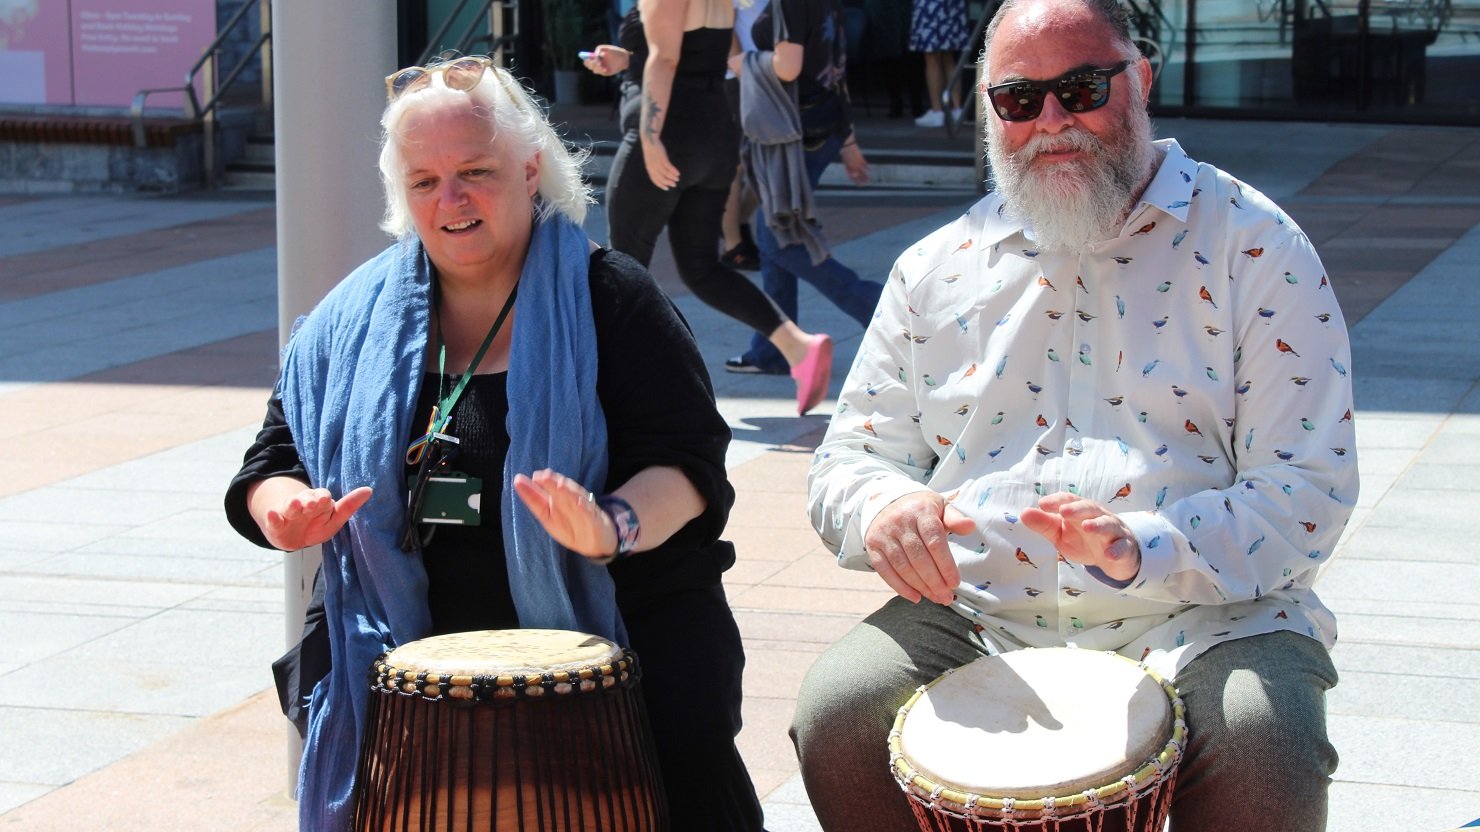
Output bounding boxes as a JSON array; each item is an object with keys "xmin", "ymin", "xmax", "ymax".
[{"xmin": 395, "ymin": 102, "xmax": 540, "ymax": 284}]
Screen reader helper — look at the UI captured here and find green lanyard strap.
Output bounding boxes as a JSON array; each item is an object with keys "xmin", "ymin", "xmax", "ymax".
[{"xmin": 405, "ymin": 283, "xmax": 518, "ymax": 465}]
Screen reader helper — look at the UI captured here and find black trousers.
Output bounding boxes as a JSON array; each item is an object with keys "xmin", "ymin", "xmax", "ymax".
[
  {"xmin": 605, "ymin": 79, "xmax": 786, "ymax": 338},
  {"xmin": 623, "ymin": 582, "xmax": 765, "ymax": 831}
]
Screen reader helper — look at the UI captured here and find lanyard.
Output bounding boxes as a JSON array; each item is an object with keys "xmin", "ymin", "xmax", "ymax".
[{"xmin": 405, "ymin": 282, "xmax": 518, "ymax": 465}]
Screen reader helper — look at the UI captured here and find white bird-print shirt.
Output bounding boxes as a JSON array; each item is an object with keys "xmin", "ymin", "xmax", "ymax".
[{"xmin": 808, "ymin": 139, "xmax": 1358, "ymax": 678}]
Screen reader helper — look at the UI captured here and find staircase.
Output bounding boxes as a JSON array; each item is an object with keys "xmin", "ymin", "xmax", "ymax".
[{"xmin": 225, "ymin": 130, "xmax": 275, "ymax": 191}]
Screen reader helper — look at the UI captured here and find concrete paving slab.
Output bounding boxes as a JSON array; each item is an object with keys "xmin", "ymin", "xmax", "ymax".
[
  {"xmin": 0, "ymin": 485, "xmax": 217, "ymax": 525},
  {"xmin": 61, "ymin": 607, "xmax": 282, "ymax": 671},
  {"xmin": 1357, "ymin": 447, "xmax": 1423, "ymax": 477},
  {"xmin": 1330, "ymin": 667, "xmax": 1480, "ymax": 724},
  {"xmin": 1356, "ymin": 411, "xmax": 1451, "ymax": 438},
  {"xmin": 0, "ymin": 784, "xmax": 50, "ymax": 819},
  {"xmin": 1161, "ymin": 119, "xmax": 1388, "ymax": 201},
  {"xmin": 0, "ymin": 655, "xmax": 276, "ymax": 718},
  {"xmin": 1353, "ymin": 472, "xmax": 1399, "ymax": 509},
  {"xmin": 1333, "ymin": 611, "xmax": 1480, "ymax": 648},
  {"xmin": 1332, "ymin": 523, "xmax": 1480, "ymax": 564},
  {"xmin": 1318, "ymin": 559, "xmax": 1480, "ymax": 606},
  {"xmin": 1333, "ymin": 596, "xmax": 1480, "ymax": 624},
  {"xmin": 1351, "ymin": 374, "xmax": 1477, "ymax": 415},
  {"xmin": 1396, "ymin": 462, "xmax": 1480, "ymax": 491},
  {"xmin": 0, "ymin": 251, "xmax": 276, "ymax": 386},
  {"xmin": 1328, "ymin": 713, "xmax": 1480, "ymax": 793},
  {"xmin": 0, "ymin": 574, "xmax": 217, "ymax": 611},
  {"xmin": 1357, "ymin": 488, "xmax": 1477, "ymax": 530},
  {"xmin": 1331, "ymin": 641, "xmax": 1480, "ymax": 680},
  {"xmin": 23, "ymin": 551, "xmax": 280, "ymax": 585},
  {"xmin": 1328, "ymin": 781, "xmax": 1480, "ymax": 832},
  {"xmin": 1420, "ymin": 432, "xmax": 1480, "ymax": 466},
  {"xmin": 0, "ymin": 548, "xmax": 53, "ymax": 571},
  {"xmin": 182, "ymin": 584, "xmax": 283, "ymax": 611},
  {"xmin": 0, "ymin": 706, "xmax": 192, "ymax": 788},
  {"xmin": 0, "ymin": 197, "xmax": 265, "ymax": 258},
  {"xmin": 0, "ymin": 611, "xmax": 136, "ymax": 665}
]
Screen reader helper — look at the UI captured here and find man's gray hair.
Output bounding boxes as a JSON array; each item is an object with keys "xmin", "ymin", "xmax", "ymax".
[
  {"xmin": 377, "ymin": 63, "xmax": 593, "ymax": 238},
  {"xmin": 982, "ymin": 0, "xmax": 1139, "ymax": 71}
]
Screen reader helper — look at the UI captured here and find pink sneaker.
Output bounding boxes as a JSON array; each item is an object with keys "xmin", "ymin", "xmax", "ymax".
[{"xmin": 791, "ymin": 334, "xmax": 834, "ymax": 415}]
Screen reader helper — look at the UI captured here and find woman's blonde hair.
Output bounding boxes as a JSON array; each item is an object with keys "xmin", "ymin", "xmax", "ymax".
[{"xmin": 377, "ymin": 62, "xmax": 593, "ymax": 237}]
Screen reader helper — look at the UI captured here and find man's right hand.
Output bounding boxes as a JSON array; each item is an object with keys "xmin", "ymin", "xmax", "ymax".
[{"xmin": 864, "ymin": 492, "xmax": 976, "ymax": 605}]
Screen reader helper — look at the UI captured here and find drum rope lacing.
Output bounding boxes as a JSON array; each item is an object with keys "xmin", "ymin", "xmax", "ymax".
[{"xmin": 369, "ymin": 648, "xmax": 640, "ymax": 703}]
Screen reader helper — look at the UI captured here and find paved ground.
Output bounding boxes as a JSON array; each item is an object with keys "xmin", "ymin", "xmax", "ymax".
[{"xmin": 0, "ymin": 109, "xmax": 1478, "ymax": 831}]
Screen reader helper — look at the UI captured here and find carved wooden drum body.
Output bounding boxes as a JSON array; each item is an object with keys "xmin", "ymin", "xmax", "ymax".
[{"xmin": 353, "ymin": 629, "xmax": 665, "ymax": 831}]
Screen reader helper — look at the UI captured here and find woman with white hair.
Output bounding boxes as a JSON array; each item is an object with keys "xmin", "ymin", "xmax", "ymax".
[{"xmin": 225, "ymin": 57, "xmax": 762, "ymax": 830}]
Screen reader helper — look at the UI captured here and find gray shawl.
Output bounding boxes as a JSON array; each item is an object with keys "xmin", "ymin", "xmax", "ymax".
[{"xmin": 739, "ymin": 49, "xmax": 830, "ymax": 266}]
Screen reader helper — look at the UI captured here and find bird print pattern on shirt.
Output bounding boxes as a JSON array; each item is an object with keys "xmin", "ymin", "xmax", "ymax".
[{"xmin": 810, "ymin": 138, "xmax": 1357, "ymax": 678}]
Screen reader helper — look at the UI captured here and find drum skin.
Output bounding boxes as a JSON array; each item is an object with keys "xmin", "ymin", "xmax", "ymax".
[
  {"xmin": 889, "ymin": 647, "xmax": 1185, "ymax": 832},
  {"xmin": 352, "ymin": 629, "xmax": 666, "ymax": 832}
]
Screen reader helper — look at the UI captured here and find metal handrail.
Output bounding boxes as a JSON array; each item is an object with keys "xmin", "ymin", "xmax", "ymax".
[
  {"xmin": 418, "ymin": 0, "xmax": 520, "ymax": 66},
  {"xmin": 129, "ymin": 0, "xmax": 271, "ymax": 148},
  {"xmin": 942, "ymin": 2, "xmax": 998, "ymax": 141}
]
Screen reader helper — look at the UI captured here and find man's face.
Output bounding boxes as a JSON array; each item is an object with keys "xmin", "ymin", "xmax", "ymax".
[{"xmin": 983, "ymin": 0, "xmax": 1156, "ymax": 251}]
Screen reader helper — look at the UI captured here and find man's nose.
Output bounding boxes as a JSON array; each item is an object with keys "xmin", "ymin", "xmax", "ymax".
[{"xmin": 1034, "ymin": 91, "xmax": 1078, "ymax": 132}]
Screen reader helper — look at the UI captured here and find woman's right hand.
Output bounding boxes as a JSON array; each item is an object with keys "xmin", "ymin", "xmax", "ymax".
[
  {"xmin": 641, "ymin": 135, "xmax": 681, "ymax": 190},
  {"xmin": 249, "ymin": 478, "xmax": 373, "ymax": 551},
  {"xmin": 583, "ymin": 45, "xmax": 630, "ymax": 77}
]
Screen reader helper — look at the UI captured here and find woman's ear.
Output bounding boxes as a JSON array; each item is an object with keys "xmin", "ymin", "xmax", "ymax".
[{"xmin": 526, "ymin": 152, "xmax": 541, "ymax": 197}]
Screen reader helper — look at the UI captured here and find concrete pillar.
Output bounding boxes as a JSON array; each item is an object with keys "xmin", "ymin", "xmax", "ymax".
[{"xmin": 270, "ymin": 0, "xmax": 398, "ymax": 795}]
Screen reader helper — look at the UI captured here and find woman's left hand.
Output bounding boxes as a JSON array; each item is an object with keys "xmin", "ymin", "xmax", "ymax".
[
  {"xmin": 513, "ymin": 469, "xmax": 617, "ymax": 559},
  {"xmin": 841, "ymin": 141, "xmax": 871, "ymax": 186}
]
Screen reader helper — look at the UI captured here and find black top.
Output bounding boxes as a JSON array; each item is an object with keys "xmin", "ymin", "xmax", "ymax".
[
  {"xmin": 617, "ymin": 5, "xmax": 734, "ymax": 86},
  {"xmin": 225, "ymin": 248, "xmax": 737, "ymax": 631},
  {"xmin": 752, "ymin": 0, "xmax": 851, "ymax": 112}
]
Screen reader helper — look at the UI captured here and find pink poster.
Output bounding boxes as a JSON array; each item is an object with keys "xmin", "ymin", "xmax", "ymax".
[
  {"xmin": 72, "ymin": 0, "xmax": 215, "ymax": 108},
  {"xmin": 0, "ymin": 0, "xmax": 73, "ymax": 105}
]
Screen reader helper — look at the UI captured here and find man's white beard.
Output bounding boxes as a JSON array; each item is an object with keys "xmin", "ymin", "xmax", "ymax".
[{"xmin": 987, "ymin": 109, "xmax": 1155, "ymax": 253}]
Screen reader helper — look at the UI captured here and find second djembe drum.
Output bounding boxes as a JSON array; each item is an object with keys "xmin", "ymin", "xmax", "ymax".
[
  {"xmin": 352, "ymin": 629, "xmax": 665, "ymax": 831},
  {"xmin": 889, "ymin": 647, "xmax": 1185, "ymax": 832}
]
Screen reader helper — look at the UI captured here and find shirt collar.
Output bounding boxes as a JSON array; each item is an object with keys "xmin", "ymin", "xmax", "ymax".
[
  {"xmin": 975, "ymin": 196, "xmax": 1030, "ymax": 268},
  {"xmin": 1135, "ymin": 137, "xmax": 1198, "ymax": 223}
]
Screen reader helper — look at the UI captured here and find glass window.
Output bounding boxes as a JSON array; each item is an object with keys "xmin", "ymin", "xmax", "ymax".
[{"xmin": 1129, "ymin": 1, "xmax": 1480, "ymax": 124}]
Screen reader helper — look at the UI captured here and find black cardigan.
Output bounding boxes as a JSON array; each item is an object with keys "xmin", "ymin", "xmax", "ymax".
[{"xmin": 225, "ymin": 248, "xmax": 738, "ymax": 723}]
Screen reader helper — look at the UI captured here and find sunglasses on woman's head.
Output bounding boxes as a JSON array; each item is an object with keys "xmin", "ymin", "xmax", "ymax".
[
  {"xmin": 984, "ymin": 60, "xmax": 1131, "ymax": 122},
  {"xmin": 385, "ymin": 56, "xmax": 494, "ymax": 100}
]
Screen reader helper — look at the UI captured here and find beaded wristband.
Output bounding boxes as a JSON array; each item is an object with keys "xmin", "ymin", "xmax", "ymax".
[{"xmin": 593, "ymin": 494, "xmax": 640, "ymax": 565}]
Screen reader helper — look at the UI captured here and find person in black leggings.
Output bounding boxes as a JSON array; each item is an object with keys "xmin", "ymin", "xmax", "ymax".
[{"xmin": 584, "ymin": 0, "xmax": 834, "ymax": 415}]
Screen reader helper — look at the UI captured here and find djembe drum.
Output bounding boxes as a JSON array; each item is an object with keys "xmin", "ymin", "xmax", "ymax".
[
  {"xmin": 352, "ymin": 629, "xmax": 665, "ymax": 831},
  {"xmin": 889, "ymin": 648, "xmax": 1185, "ymax": 832}
]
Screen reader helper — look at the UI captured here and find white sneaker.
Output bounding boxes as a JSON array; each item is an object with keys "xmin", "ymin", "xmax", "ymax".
[
  {"xmin": 950, "ymin": 107, "xmax": 964, "ymax": 123},
  {"xmin": 914, "ymin": 109, "xmax": 945, "ymax": 128}
]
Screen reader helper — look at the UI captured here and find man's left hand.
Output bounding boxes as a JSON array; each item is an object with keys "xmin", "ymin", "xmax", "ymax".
[{"xmin": 1020, "ymin": 492, "xmax": 1141, "ymax": 583}]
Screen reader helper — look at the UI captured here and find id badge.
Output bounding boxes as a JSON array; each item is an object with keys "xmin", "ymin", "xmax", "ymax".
[{"xmin": 411, "ymin": 471, "xmax": 483, "ymax": 526}]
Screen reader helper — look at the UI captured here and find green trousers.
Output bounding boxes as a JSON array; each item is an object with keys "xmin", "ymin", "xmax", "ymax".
[{"xmin": 789, "ymin": 596, "xmax": 1339, "ymax": 831}]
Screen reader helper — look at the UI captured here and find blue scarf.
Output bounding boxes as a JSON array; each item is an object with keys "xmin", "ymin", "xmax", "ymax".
[{"xmin": 278, "ymin": 213, "xmax": 625, "ymax": 831}]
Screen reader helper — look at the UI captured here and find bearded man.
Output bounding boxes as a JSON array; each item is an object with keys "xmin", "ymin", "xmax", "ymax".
[{"xmin": 790, "ymin": 1, "xmax": 1357, "ymax": 830}]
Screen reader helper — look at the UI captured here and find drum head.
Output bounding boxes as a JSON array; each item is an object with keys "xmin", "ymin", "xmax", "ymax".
[
  {"xmin": 375, "ymin": 629, "xmax": 632, "ymax": 703},
  {"xmin": 386, "ymin": 629, "xmax": 622, "ymax": 677},
  {"xmin": 897, "ymin": 648, "xmax": 1172, "ymax": 799}
]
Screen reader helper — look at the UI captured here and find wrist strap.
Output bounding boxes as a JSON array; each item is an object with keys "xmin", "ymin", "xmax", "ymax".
[{"xmin": 593, "ymin": 494, "xmax": 640, "ymax": 565}]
